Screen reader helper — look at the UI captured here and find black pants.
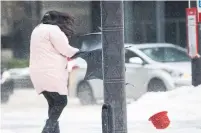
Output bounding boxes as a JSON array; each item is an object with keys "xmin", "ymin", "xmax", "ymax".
[{"xmin": 42, "ymin": 91, "xmax": 67, "ymax": 121}]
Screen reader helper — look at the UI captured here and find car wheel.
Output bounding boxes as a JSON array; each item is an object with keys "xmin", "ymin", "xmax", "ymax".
[
  {"xmin": 148, "ymin": 78, "xmax": 166, "ymax": 92},
  {"xmin": 77, "ymin": 81, "xmax": 96, "ymax": 105},
  {"xmin": 8, "ymin": 81, "xmax": 14, "ymax": 94},
  {"xmin": 1, "ymin": 93, "xmax": 10, "ymax": 103}
]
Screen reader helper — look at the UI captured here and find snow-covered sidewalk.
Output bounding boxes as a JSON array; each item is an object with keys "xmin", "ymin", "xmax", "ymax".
[{"xmin": 1, "ymin": 85, "xmax": 201, "ymax": 133}]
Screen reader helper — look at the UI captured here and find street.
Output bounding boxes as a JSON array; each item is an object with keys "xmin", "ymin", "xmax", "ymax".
[{"xmin": 1, "ymin": 86, "xmax": 201, "ymax": 133}]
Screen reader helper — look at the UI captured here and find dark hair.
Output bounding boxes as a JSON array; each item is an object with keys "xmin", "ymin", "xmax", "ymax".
[{"xmin": 41, "ymin": 10, "xmax": 75, "ymax": 38}]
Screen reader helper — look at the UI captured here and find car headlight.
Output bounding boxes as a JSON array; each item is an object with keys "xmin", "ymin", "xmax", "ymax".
[
  {"xmin": 1, "ymin": 71, "xmax": 11, "ymax": 81},
  {"xmin": 181, "ymin": 73, "xmax": 191, "ymax": 79}
]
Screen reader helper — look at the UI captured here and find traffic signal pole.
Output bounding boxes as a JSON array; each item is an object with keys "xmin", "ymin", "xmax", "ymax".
[
  {"xmin": 187, "ymin": 0, "xmax": 201, "ymax": 86},
  {"xmin": 101, "ymin": 1, "xmax": 127, "ymax": 133}
]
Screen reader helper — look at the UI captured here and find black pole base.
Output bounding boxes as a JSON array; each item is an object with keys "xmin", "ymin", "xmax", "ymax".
[
  {"xmin": 102, "ymin": 103, "xmax": 113, "ymax": 133},
  {"xmin": 192, "ymin": 57, "xmax": 201, "ymax": 86}
]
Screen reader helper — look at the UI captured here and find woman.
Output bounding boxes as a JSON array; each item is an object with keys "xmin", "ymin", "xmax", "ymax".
[{"xmin": 29, "ymin": 11, "xmax": 79, "ymax": 133}]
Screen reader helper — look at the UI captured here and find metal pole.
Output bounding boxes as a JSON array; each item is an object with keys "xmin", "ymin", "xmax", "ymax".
[
  {"xmin": 101, "ymin": 1, "xmax": 127, "ymax": 133},
  {"xmin": 192, "ymin": 23, "xmax": 201, "ymax": 86},
  {"xmin": 156, "ymin": 1, "xmax": 165, "ymax": 42},
  {"xmin": 124, "ymin": 1, "xmax": 134, "ymax": 43},
  {"xmin": 190, "ymin": 0, "xmax": 201, "ymax": 86},
  {"xmin": 189, "ymin": 0, "xmax": 191, "ymax": 8}
]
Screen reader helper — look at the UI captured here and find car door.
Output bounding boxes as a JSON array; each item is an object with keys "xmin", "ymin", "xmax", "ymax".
[{"xmin": 125, "ymin": 49, "xmax": 149, "ymax": 99}]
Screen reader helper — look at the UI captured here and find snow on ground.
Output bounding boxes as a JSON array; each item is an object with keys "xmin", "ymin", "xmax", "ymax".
[
  {"xmin": 1, "ymin": 85, "xmax": 201, "ymax": 133},
  {"xmin": 126, "ymin": 85, "xmax": 201, "ymax": 132},
  {"xmin": 128, "ymin": 85, "xmax": 201, "ymax": 121}
]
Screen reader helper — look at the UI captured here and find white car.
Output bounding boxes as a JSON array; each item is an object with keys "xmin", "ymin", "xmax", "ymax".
[{"xmin": 68, "ymin": 43, "xmax": 192, "ymax": 105}]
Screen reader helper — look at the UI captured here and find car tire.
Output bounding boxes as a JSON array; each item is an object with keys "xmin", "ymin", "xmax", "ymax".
[
  {"xmin": 77, "ymin": 81, "xmax": 96, "ymax": 105},
  {"xmin": 148, "ymin": 78, "xmax": 166, "ymax": 92},
  {"xmin": 8, "ymin": 80, "xmax": 14, "ymax": 94},
  {"xmin": 1, "ymin": 93, "xmax": 10, "ymax": 103}
]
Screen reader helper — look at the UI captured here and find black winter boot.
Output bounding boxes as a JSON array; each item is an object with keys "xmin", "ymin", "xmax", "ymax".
[
  {"xmin": 54, "ymin": 121, "xmax": 60, "ymax": 133},
  {"xmin": 42, "ymin": 119, "xmax": 58, "ymax": 133}
]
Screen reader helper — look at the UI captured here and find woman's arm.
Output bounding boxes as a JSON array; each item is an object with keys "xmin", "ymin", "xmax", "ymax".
[{"xmin": 49, "ymin": 26, "xmax": 79, "ymax": 57}]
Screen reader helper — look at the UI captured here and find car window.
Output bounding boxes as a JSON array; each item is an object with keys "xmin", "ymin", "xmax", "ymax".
[
  {"xmin": 140, "ymin": 47, "xmax": 165, "ymax": 62},
  {"xmin": 125, "ymin": 49, "xmax": 144, "ymax": 63},
  {"xmin": 81, "ymin": 34, "xmax": 101, "ymax": 51},
  {"xmin": 140, "ymin": 47, "xmax": 190, "ymax": 62},
  {"xmin": 164, "ymin": 47, "xmax": 190, "ymax": 62}
]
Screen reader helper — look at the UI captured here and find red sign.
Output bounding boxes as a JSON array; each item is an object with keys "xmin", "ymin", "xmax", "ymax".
[
  {"xmin": 199, "ymin": 13, "xmax": 201, "ymax": 22},
  {"xmin": 197, "ymin": 0, "xmax": 201, "ymax": 22},
  {"xmin": 186, "ymin": 8, "xmax": 199, "ymax": 58}
]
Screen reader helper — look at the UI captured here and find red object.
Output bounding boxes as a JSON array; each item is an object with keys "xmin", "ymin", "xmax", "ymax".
[
  {"xmin": 199, "ymin": 13, "xmax": 201, "ymax": 22},
  {"xmin": 186, "ymin": 8, "xmax": 199, "ymax": 59},
  {"xmin": 149, "ymin": 111, "xmax": 170, "ymax": 129}
]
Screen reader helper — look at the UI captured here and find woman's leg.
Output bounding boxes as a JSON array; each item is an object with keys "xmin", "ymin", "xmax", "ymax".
[
  {"xmin": 47, "ymin": 92, "xmax": 68, "ymax": 121},
  {"xmin": 42, "ymin": 91, "xmax": 54, "ymax": 118},
  {"xmin": 42, "ymin": 91, "xmax": 67, "ymax": 121},
  {"xmin": 41, "ymin": 91, "xmax": 67, "ymax": 133}
]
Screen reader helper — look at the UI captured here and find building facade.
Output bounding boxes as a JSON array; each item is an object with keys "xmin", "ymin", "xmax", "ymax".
[{"xmin": 1, "ymin": 1, "xmax": 194, "ymax": 59}]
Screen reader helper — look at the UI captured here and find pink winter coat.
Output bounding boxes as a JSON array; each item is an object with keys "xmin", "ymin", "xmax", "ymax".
[{"xmin": 29, "ymin": 24, "xmax": 79, "ymax": 95}]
